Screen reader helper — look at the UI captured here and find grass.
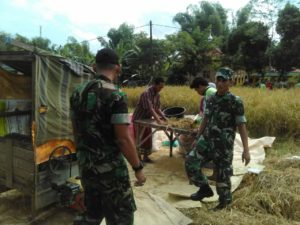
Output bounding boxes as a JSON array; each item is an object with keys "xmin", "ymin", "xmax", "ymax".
[
  {"xmin": 124, "ymin": 86, "xmax": 300, "ymax": 138},
  {"xmin": 178, "ymin": 139, "xmax": 300, "ymax": 225}
]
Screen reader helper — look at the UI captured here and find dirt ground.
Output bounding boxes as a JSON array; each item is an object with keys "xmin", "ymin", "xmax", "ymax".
[{"xmin": 0, "ymin": 144, "xmax": 300, "ymax": 225}]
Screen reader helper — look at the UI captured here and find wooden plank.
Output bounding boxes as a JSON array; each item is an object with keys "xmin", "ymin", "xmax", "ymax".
[
  {"xmin": 13, "ymin": 174, "xmax": 28, "ymax": 185},
  {"xmin": 134, "ymin": 119, "xmax": 193, "ymax": 135},
  {"xmin": 14, "ymin": 167, "xmax": 34, "ymax": 182},
  {"xmin": 33, "ymin": 187, "xmax": 59, "ymax": 211},
  {"xmin": 13, "ymin": 175, "xmax": 32, "ymax": 187},
  {"xmin": 0, "ymin": 176, "xmax": 5, "ymax": 185},
  {"xmin": 13, "ymin": 158, "xmax": 34, "ymax": 173},
  {"xmin": 0, "ymin": 55, "xmax": 34, "ymax": 61},
  {"xmin": 4, "ymin": 138, "xmax": 13, "ymax": 187},
  {"xmin": 0, "ymin": 110, "xmax": 31, "ymax": 117},
  {"xmin": 0, "ymin": 167, "xmax": 4, "ymax": 177},
  {"xmin": 27, "ymin": 207, "xmax": 57, "ymax": 225},
  {"xmin": 134, "ymin": 119, "xmax": 193, "ymax": 157},
  {"xmin": 13, "ymin": 140, "xmax": 33, "ymax": 150},
  {"xmin": 0, "ymin": 138, "xmax": 6, "ymax": 153},
  {"xmin": 36, "ymin": 170, "xmax": 50, "ymax": 184},
  {"xmin": 13, "ymin": 146, "xmax": 34, "ymax": 162},
  {"xmin": 0, "ymin": 153, "xmax": 4, "ymax": 161}
]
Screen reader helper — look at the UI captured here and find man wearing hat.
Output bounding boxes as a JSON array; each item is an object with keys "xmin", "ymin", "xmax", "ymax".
[
  {"xmin": 185, "ymin": 67, "xmax": 250, "ymax": 211},
  {"xmin": 70, "ymin": 48, "xmax": 146, "ymax": 225}
]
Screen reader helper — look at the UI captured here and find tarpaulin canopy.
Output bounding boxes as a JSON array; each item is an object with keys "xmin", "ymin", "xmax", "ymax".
[
  {"xmin": 33, "ymin": 52, "xmax": 94, "ymax": 145},
  {"xmin": 0, "ymin": 49, "xmax": 94, "ymax": 147}
]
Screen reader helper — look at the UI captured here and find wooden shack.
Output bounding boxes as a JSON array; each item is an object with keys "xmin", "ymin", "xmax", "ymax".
[{"xmin": 0, "ymin": 42, "xmax": 94, "ymax": 211}]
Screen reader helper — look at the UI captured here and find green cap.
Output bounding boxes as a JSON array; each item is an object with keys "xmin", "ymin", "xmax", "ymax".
[{"xmin": 216, "ymin": 67, "xmax": 234, "ymax": 80}]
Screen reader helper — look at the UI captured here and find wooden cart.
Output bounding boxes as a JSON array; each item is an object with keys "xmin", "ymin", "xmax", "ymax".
[{"xmin": 134, "ymin": 119, "xmax": 194, "ymax": 157}]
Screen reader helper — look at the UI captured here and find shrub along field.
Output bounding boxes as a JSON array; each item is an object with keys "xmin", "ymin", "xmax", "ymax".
[
  {"xmin": 124, "ymin": 86, "xmax": 300, "ymax": 138},
  {"xmin": 124, "ymin": 86, "xmax": 300, "ymax": 225}
]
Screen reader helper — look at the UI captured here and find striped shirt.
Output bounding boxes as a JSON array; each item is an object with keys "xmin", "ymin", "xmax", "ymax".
[{"xmin": 132, "ymin": 86, "xmax": 161, "ymax": 120}]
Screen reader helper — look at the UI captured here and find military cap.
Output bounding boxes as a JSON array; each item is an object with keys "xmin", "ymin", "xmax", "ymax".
[{"xmin": 216, "ymin": 67, "xmax": 234, "ymax": 80}]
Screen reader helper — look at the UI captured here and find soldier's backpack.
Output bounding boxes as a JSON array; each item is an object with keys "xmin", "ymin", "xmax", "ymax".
[{"xmin": 70, "ymin": 79, "xmax": 103, "ymax": 118}]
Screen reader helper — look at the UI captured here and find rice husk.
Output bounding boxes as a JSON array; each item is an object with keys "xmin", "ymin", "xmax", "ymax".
[{"xmin": 179, "ymin": 158, "xmax": 300, "ymax": 225}]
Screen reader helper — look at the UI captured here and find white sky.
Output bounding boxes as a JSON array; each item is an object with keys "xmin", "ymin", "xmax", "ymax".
[{"xmin": 1, "ymin": 0, "xmax": 250, "ymax": 52}]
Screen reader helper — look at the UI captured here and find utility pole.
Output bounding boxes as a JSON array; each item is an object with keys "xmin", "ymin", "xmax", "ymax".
[
  {"xmin": 39, "ymin": 25, "xmax": 42, "ymax": 38},
  {"xmin": 150, "ymin": 20, "xmax": 153, "ymax": 77}
]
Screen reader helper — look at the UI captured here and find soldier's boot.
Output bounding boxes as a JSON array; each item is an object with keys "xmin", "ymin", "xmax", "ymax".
[
  {"xmin": 190, "ymin": 184, "xmax": 214, "ymax": 201},
  {"xmin": 212, "ymin": 201, "xmax": 231, "ymax": 211},
  {"xmin": 73, "ymin": 214, "xmax": 100, "ymax": 225}
]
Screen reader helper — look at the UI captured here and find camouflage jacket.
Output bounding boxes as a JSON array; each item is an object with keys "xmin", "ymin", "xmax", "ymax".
[
  {"xmin": 203, "ymin": 92, "xmax": 246, "ymax": 147},
  {"xmin": 70, "ymin": 74, "xmax": 130, "ymax": 171}
]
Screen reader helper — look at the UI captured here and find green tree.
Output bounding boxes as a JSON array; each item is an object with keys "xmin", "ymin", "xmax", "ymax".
[
  {"xmin": 121, "ymin": 33, "xmax": 170, "ymax": 85},
  {"xmin": 236, "ymin": 4, "xmax": 253, "ymax": 26},
  {"xmin": 98, "ymin": 23, "xmax": 135, "ymax": 56},
  {"xmin": 97, "ymin": 23, "xmax": 146, "ymax": 83},
  {"xmin": 30, "ymin": 37, "xmax": 52, "ymax": 51},
  {"xmin": 57, "ymin": 36, "xmax": 94, "ymax": 64},
  {"xmin": 98, "ymin": 23, "xmax": 171, "ymax": 84},
  {"xmin": 248, "ymin": 0, "xmax": 291, "ymax": 69},
  {"xmin": 174, "ymin": 1, "xmax": 228, "ymax": 36},
  {"xmin": 0, "ymin": 31, "xmax": 94, "ymax": 64},
  {"xmin": 276, "ymin": 3, "xmax": 300, "ymax": 40},
  {"xmin": 226, "ymin": 22, "xmax": 270, "ymax": 73},
  {"xmin": 0, "ymin": 32, "xmax": 31, "ymax": 51},
  {"xmin": 274, "ymin": 3, "xmax": 300, "ymax": 72},
  {"xmin": 0, "ymin": 32, "xmax": 12, "ymax": 50},
  {"xmin": 166, "ymin": 27, "xmax": 219, "ymax": 84},
  {"xmin": 169, "ymin": 1, "xmax": 227, "ymax": 83},
  {"xmin": 249, "ymin": 0, "xmax": 286, "ymax": 37}
]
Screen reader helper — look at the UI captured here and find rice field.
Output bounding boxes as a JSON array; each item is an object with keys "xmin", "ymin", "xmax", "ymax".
[
  {"xmin": 124, "ymin": 85, "xmax": 300, "ymax": 224},
  {"xmin": 124, "ymin": 86, "xmax": 300, "ymax": 138}
]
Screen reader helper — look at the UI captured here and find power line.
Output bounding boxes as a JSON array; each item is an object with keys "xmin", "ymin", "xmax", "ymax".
[
  {"xmin": 134, "ymin": 24, "xmax": 149, "ymax": 29},
  {"xmin": 80, "ymin": 35, "xmax": 107, "ymax": 43},
  {"xmin": 152, "ymin": 23, "xmax": 180, "ymax": 30},
  {"xmin": 79, "ymin": 24, "xmax": 149, "ymax": 43},
  {"xmin": 79, "ymin": 22, "xmax": 180, "ymax": 43}
]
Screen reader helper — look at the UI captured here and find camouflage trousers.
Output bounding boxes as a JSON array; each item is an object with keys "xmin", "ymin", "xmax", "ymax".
[
  {"xmin": 75, "ymin": 165, "xmax": 136, "ymax": 225},
  {"xmin": 185, "ymin": 135, "xmax": 234, "ymax": 203}
]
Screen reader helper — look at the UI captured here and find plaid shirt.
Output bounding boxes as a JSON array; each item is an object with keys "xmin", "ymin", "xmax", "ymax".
[{"xmin": 132, "ymin": 86, "xmax": 160, "ymax": 120}]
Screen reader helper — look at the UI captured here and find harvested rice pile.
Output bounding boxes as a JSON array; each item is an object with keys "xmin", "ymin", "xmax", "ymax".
[
  {"xmin": 179, "ymin": 157, "xmax": 300, "ymax": 225},
  {"xmin": 166, "ymin": 118, "xmax": 198, "ymax": 130}
]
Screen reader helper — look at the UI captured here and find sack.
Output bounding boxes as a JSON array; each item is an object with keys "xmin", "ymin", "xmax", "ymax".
[{"xmin": 178, "ymin": 135, "xmax": 195, "ymax": 154}]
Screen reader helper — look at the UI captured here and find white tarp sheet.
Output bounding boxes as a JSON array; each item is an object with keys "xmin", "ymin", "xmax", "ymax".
[{"xmin": 134, "ymin": 130, "xmax": 275, "ymax": 209}]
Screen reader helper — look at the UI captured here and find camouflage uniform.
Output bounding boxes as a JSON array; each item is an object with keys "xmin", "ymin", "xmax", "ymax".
[
  {"xmin": 185, "ymin": 92, "xmax": 246, "ymax": 204},
  {"xmin": 70, "ymin": 74, "xmax": 136, "ymax": 225}
]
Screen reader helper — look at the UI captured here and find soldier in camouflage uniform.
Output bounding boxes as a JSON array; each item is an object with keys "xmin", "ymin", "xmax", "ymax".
[
  {"xmin": 70, "ymin": 48, "xmax": 146, "ymax": 225},
  {"xmin": 185, "ymin": 67, "xmax": 250, "ymax": 211}
]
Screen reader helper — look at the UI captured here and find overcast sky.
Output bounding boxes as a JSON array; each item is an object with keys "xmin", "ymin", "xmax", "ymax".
[{"xmin": 1, "ymin": 0, "xmax": 250, "ymax": 52}]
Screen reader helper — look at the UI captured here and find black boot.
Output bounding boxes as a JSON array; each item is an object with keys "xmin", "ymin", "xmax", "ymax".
[
  {"xmin": 212, "ymin": 201, "xmax": 230, "ymax": 211},
  {"xmin": 73, "ymin": 214, "xmax": 100, "ymax": 225},
  {"xmin": 190, "ymin": 184, "xmax": 214, "ymax": 201}
]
